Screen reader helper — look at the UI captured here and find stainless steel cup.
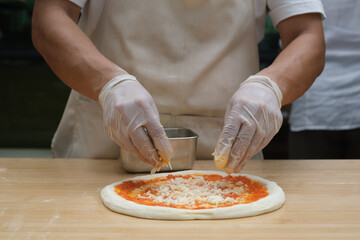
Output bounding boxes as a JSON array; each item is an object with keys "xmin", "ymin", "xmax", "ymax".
[{"xmin": 120, "ymin": 128, "xmax": 198, "ymax": 173}]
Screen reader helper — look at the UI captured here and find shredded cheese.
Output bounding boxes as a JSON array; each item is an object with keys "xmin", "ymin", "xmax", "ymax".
[
  {"xmin": 135, "ymin": 175, "xmax": 245, "ymax": 208},
  {"xmin": 114, "ymin": 174, "xmax": 269, "ymax": 209}
]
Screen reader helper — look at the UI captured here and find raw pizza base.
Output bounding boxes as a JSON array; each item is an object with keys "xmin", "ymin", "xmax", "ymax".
[{"xmin": 100, "ymin": 170, "xmax": 285, "ymax": 220}]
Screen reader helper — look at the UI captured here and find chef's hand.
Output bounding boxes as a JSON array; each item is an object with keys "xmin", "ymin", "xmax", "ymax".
[
  {"xmin": 99, "ymin": 74, "xmax": 172, "ymax": 170},
  {"xmin": 213, "ymin": 75, "xmax": 283, "ymax": 173}
]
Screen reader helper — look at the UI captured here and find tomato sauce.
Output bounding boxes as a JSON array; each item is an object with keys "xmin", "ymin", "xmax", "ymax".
[{"xmin": 114, "ymin": 174, "xmax": 269, "ymax": 209}]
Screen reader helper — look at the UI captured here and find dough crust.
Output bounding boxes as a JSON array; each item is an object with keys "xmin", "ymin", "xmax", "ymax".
[{"xmin": 101, "ymin": 170, "xmax": 285, "ymax": 220}]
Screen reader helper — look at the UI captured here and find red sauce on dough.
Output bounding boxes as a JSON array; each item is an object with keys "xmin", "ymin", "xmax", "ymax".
[{"xmin": 114, "ymin": 174, "xmax": 269, "ymax": 209}]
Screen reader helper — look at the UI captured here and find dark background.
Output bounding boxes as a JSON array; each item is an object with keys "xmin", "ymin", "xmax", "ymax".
[{"xmin": 0, "ymin": 0, "xmax": 289, "ymax": 159}]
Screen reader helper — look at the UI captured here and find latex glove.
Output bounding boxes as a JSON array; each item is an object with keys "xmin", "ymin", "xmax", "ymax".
[
  {"xmin": 99, "ymin": 74, "xmax": 173, "ymax": 173},
  {"xmin": 213, "ymin": 75, "xmax": 283, "ymax": 173}
]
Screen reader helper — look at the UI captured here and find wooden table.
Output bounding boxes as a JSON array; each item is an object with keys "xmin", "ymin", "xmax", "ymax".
[{"xmin": 0, "ymin": 158, "xmax": 359, "ymax": 240}]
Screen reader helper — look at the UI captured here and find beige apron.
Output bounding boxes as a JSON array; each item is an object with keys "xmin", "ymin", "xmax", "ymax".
[{"xmin": 52, "ymin": 0, "xmax": 260, "ymax": 159}]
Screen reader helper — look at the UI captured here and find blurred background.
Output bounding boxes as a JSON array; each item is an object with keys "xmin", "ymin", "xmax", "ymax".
[
  {"xmin": 0, "ymin": 0, "xmax": 70, "ymax": 157},
  {"xmin": 0, "ymin": 0, "xmax": 288, "ymax": 159}
]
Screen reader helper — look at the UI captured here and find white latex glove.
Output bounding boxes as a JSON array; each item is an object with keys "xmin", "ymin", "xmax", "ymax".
[
  {"xmin": 213, "ymin": 75, "xmax": 283, "ymax": 173},
  {"xmin": 99, "ymin": 74, "xmax": 172, "ymax": 173}
]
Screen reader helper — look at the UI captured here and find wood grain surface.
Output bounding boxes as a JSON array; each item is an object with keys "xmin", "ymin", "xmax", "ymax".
[{"xmin": 0, "ymin": 158, "xmax": 360, "ymax": 240}]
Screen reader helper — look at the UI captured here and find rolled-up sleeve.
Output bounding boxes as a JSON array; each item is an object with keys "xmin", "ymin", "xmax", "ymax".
[{"xmin": 268, "ymin": 0, "xmax": 326, "ymax": 27}]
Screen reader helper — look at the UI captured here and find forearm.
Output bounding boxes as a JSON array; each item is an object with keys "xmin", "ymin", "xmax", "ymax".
[
  {"xmin": 32, "ymin": 0, "xmax": 126, "ymax": 101},
  {"xmin": 258, "ymin": 14, "xmax": 325, "ymax": 106}
]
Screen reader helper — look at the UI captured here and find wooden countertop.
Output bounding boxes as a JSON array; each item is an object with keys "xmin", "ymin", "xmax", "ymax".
[{"xmin": 0, "ymin": 158, "xmax": 360, "ymax": 240}]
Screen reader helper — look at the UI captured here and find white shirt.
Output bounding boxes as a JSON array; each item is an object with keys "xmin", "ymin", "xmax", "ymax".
[
  {"xmin": 289, "ymin": 0, "xmax": 360, "ymax": 131},
  {"xmin": 69, "ymin": 0, "xmax": 325, "ymax": 43},
  {"xmin": 52, "ymin": 0, "xmax": 325, "ymax": 159}
]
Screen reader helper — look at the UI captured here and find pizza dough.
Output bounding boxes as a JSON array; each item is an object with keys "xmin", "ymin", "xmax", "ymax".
[{"xmin": 101, "ymin": 170, "xmax": 285, "ymax": 220}]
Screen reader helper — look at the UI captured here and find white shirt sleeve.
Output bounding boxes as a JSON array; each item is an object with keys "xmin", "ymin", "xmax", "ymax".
[
  {"xmin": 267, "ymin": 0, "xmax": 326, "ymax": 27},
  {"xmin": 255, "ymin": 0, "xmax": 325, "ymax": 42},
  {"xmin": 66, "ymin": 0, "xmax": 106, "ymax": 36},
  {"xmin": 68, "ymin": 0, "xmax": 87, "ymax": 8}
]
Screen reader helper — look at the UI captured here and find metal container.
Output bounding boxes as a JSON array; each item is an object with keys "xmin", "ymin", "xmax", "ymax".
[{"xmin": 120, "ymin": 128, "xmax": 198, "ymax": 173}]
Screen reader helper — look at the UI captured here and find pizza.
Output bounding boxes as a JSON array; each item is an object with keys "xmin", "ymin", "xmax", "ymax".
[{"xmin": 101, "ymin": 170, "xmax": 285, "ymax": 220}]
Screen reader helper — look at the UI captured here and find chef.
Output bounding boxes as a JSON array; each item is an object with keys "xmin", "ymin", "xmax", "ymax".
[{"xmin": 31, "ymin": 0, "xmax": 325, "ymax": 173}]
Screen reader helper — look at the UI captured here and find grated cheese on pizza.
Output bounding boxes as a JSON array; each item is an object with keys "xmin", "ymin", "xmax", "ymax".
[{"xmin": 114, "ymin": 174, "xmax": 268, "ymax": 209}]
